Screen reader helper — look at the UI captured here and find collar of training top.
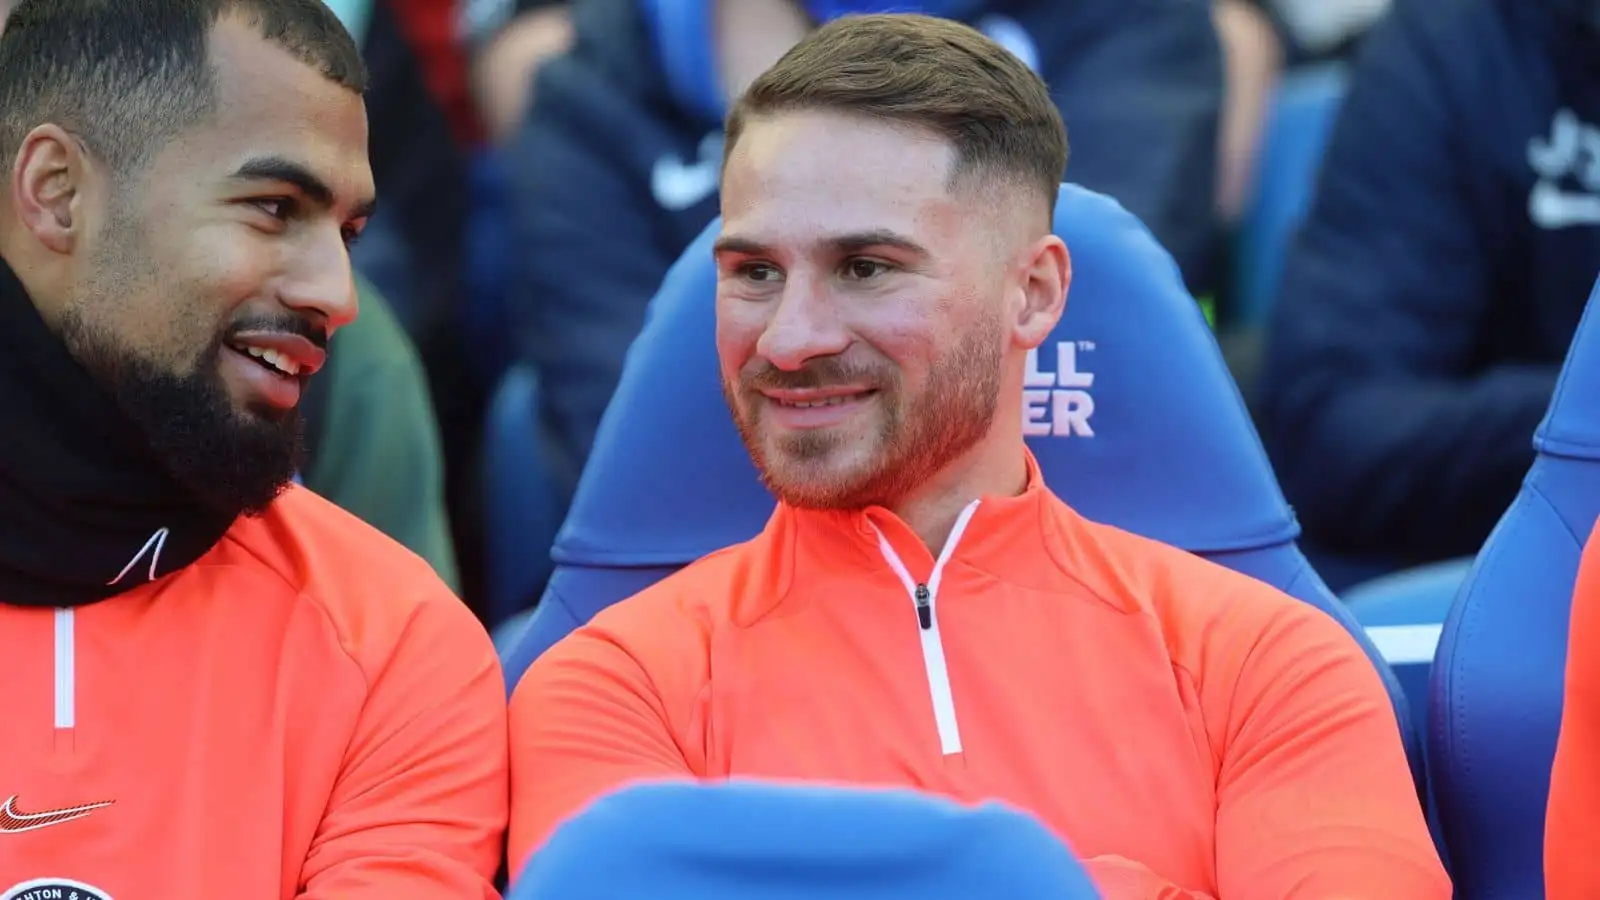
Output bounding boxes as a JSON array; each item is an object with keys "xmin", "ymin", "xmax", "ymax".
[
  {"xmin": 0, "ymin": 256, "xmax": 236, "ymax": 608},
  {"xmin": 780, "ymin": 447, "xmax": 1055, "ymax": 577}
]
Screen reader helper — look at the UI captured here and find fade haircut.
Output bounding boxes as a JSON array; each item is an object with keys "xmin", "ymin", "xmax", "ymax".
[
  {"xmin": 724, "ymin": 13, "xmax": 1067, "ymax": 216},
  {"xmin": 0, "ymin": 0, "xmax": 367, "ymax": 178}
]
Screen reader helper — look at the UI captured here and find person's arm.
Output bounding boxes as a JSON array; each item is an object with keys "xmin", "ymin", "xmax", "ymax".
[
  {"xmin": 298, "ymin": 589, "xmax": 510, "ymax": 897},
  {"xmin": 1048, "ymin": 0, "xmax": 1223, "ymax": 293},
  {"xmin": 1076, "ymin": 855, "xmax": 1215, "ymax": 898},
  {"xmin": 503, "ymin": 52, "xmax": 681, "ymax": 472},
  {"xmin": 469, "ymin": 2, "xmax": 573, "ymax": 143},
  {"xmin": 1214, "ymin": 0, "xmax": 1284, "ymax": 224},
  {"xmin": 1206, "ymin": 591, "xmax": 1449, "ymax": 897},
  {"xmin": 506, "ymin": 603, "xmax": 704, "ymax": 878},
  {"xmin": 1546, "ymin": 518, "xmax": 1600, "ymax": 899},
  {"xmin": 302, "ymin": 281, "xmax": 461, "ymax": 591},
  {"xmin": 1259, "ymin": 1, "xmax": 1555, "ymax": 560}
]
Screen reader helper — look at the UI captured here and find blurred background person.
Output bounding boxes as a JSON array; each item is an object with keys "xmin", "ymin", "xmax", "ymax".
[{"xmin": 1258, "ymin": 0, "xmax": 1600, "ymax": 588}]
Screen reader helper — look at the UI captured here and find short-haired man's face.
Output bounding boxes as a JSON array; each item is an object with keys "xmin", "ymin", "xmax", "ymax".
[
  {"xmin": 715, "ymin": 110, "xmax": 1009, "ymax": 509},
  {"xmin": 59, "ymin": 18, "xmax": 374, "ymax": 514}
]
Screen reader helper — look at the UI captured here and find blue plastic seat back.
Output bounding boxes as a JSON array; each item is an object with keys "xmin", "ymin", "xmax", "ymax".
[
  {"xmin": 1429, "ymin": 277, "xmax": 1600, "ymax": 899},
  {"xmin": 503, "ymin": 185, "xmax": 1420, "ymax": 786},
  {"xmin": 1343, "ymin": 557, "xmax": 1476, "ymax": 746},
  {"xmin": 482, "ymin": 364, "xmax": 569, "ymax": 627},
  {"xmin": 510, "ymin": 780, "xmax": 1102, "ymax": 899}
]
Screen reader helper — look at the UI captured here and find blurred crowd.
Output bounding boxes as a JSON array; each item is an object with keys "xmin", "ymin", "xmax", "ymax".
[{"xmin": 180, "ymin": 0, "xmax": 1595, "ymax": 630}]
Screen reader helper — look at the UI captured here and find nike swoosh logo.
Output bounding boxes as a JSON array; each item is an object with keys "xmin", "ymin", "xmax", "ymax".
[
  {"xmin": 651, "ymin": 156, "xmax": 720, "ymax": 212},
  {"xmin": 0, "ymin": 795, "xmax": 114, "ymax": 834},
  {"xmin": 1529, "ymin": 180, "xmax": 1600, "ymax": 229}
]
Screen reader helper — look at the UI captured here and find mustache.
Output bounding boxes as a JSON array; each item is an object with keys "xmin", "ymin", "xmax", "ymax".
[
  {"xmin": 224, "ymin": 314, "xmax": 329, "ymax": 351},
  {"xmin": 741, "ymin": 357, "xmax": 888, "ymax": 392}
]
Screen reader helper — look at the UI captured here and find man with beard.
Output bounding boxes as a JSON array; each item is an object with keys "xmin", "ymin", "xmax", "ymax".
[
  {"xmin": 0, "ymin": 1, "xmax": 507, "ymax": 897},
  {"xmin": 506, "ymin": 14, "xmax": 1446, "ymax": 898}
]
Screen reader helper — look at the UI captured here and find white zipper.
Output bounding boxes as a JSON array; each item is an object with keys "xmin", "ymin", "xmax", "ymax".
[
  {"xmin": 54, "ymin": 607, "xmax": 75, "ymax": 729},
  {"xmin": 870, "ymin": 501, "xmax": 981, "ymax": 756}
]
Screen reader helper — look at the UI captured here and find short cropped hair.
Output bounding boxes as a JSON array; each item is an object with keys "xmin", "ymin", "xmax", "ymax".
[
  {"xmin": 724, "ymin": 13, "xmax": 1067, "ymax": 213},
  {"xmin": 0, "ymin": 0, "xmax": 367, "ymax": 177}
]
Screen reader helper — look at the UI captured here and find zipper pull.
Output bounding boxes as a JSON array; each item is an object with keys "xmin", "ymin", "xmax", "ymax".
[{"xmin": 914, "ymin": 583, "xmax": 933, "ymax": 630}]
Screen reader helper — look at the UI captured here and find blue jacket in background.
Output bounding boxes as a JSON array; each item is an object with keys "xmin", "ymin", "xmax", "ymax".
[
  {"xmin": 504, "ymin": 0, "xmax": 1222, "ymax": 487},
  {"xmin": 1260, "ymin": 0, "xmax": 1600, "ymax": 564},
  {"xmin": 508, "ymin": 780, "xmax": 1102, "ymax": 899}
]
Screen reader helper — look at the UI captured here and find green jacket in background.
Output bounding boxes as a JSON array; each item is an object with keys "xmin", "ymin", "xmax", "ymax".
[{"xmin": 301, "ymin": 277, "xmax": 461, "ymax": 592}]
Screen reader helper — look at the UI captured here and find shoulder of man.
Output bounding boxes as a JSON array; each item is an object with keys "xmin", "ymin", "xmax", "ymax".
[
  {"xmin": 577, "ymin": 539, "xmax": 759, "ymax": 643},
  {"xmin": 223, "ymin": 486, "xmax": 486, "ymax": 669},
  {"xmin": 1053, "ymin": 507, "xmax": 1355, "ymax": 679}
]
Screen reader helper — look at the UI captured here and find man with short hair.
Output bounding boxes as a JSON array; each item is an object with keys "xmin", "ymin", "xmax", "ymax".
[
  {"xmin": 507, "ymin": 14, "xmax": 1446, "ymax": 898},
  {"xmin": 498, "ymin": 0, "xmax": 1223, "ymax": 560},
  {"xmin": 0, "ymin": 1, "xmax": 507, "ymax": 896}
]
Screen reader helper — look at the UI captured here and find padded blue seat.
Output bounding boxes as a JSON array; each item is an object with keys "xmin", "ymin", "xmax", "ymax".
[
  {"xmin": 509, "ymin": 780, "xmax": 1102, "ymax": 899},
  {"xmin": 1429, "ymin": 277, "xmax": 1600, "ymax": 898},
  {"xmin": 1345, "ymin": 557, "xmax": 1475, "ymax": 744},
  {"xmin": 482, "ymin": 364, "xmax": 568, "ymax": 627},
  {"xmin": 502, "ymin": 183, "xmax": 1421, "ymax": 787}
]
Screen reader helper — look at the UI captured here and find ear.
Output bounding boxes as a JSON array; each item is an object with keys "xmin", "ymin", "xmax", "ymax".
[
  {"xmin": 11, "ymin": 124, "xmax": 88, "ymax": 255},
  {"xmin": 1012, "ymin": 233, "xmax": 1070, "ymax": 350}
]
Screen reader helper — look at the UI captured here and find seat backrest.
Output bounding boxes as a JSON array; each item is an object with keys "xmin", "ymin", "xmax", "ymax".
[
  {"xmin": 503, "ymin": 185, "xmax": 1419, "ymax": 783},
  {"xmin": 1429, "ymin": 276, "xmax": 1600, "ymax": 898},
  {"xmin": 481, "ymin": 364, "xmax": 569, "ymax": 626},
  {"xmin": 509, "ymin": 780, "xmax": 1102, "ymax": 899}
]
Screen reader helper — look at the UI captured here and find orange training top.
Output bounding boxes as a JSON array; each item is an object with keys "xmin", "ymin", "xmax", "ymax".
[
  {"xmin": 508, "ymin": 452, "xmax": 1447, "ymax": 897},
  {"xmin": 0, "ymin": 486, "xmax": 509, "ymax": 899},
  {"xmin": 1546, "ymin": 516, "xmax": 1600, "ymax": 898}
]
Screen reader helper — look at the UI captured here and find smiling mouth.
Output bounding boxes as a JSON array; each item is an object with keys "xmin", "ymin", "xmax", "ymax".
[
  {"xmin": 229, "ymin": 344, "xmax": 303, "ymax": 378},
  {"xmin": 770, "ymin": 390, "xmax": 876, "ymax": 408}
]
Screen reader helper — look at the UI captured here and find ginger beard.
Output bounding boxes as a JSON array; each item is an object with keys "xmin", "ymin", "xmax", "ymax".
[{"xmin": 724, "ymin": 300, "xmax": 1006, "ymax": 510}]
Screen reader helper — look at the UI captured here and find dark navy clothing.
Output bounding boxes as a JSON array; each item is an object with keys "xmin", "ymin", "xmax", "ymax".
[
  {"xmin": 503, "ymin": 0, "xmax": 1223, "ymax": 487},
  {"xmin": 1261, "ymin": 0, "xmax": 1600, "ymax": 564}
]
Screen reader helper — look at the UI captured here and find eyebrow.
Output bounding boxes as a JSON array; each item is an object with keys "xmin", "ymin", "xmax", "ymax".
[
  {"xmin": 228, "ymin": 155, "xmax": 377, "ymax": 221},
  {"xmin": 712, "ymin": 229, "xmax": 932, "ymax": 260}
]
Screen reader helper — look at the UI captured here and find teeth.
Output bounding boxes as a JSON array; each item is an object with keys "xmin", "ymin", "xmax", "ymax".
[
  {"xmin": 785, "ymin": 395, "xmax": 856, "ymax": 408},
  {"xmin": 241, "ymin": 345, "xmax": 301, "ymax": 376}
]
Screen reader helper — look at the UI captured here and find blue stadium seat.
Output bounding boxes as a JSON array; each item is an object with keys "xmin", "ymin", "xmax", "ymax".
[
  {"xmin": 1344, "ymin": 557, "xmax": 1475, "ymax": 745},
  {"xmin": 482, "ymin": 364, "xmax": 567, "ymax": 628},
  {"xmin": 1232, "ymin": 63, "xmax": 1348, "ymax": 327},
  {"xmin": 509, "ymin": 780, "xmax": 1102, "ymax": 899},
  {"xmin": 502, "ymin": 184, "xmax": 1422, "ymax": 787},
  {"xmin": 1429, "ymin": 276, "xmax": 1600, "ymax": 899}
]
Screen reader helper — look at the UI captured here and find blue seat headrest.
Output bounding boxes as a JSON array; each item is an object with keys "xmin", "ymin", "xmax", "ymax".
[
  {"xmin": 1537, "ymin": 284, "xmax": 1600, "ymax": 460},
  {"xmin": 510, "ymin": 780, "xmax": 1102, "ymax": 899},
  {"xmin": 554, "ymin": 183, "xmax": 1298, "ymax": 566}
]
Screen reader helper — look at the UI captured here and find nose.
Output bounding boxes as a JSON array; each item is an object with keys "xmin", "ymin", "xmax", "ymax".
[
  {"xmin": 754, "ymin": 274, "xmax": 851, "ymax": 371},
  {"xmin": 278, "ymin": 227, "xmax": 359, "ymax": 332}
]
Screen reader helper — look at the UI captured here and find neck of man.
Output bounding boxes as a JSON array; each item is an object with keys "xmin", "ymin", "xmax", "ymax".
[
  {"xmin": 886, "ymin": 430, "xmax": 1031, "ymax": 555},
  {"xmin": 0, "ymin": 255, "xmax": 237, "ymax": 608}
]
